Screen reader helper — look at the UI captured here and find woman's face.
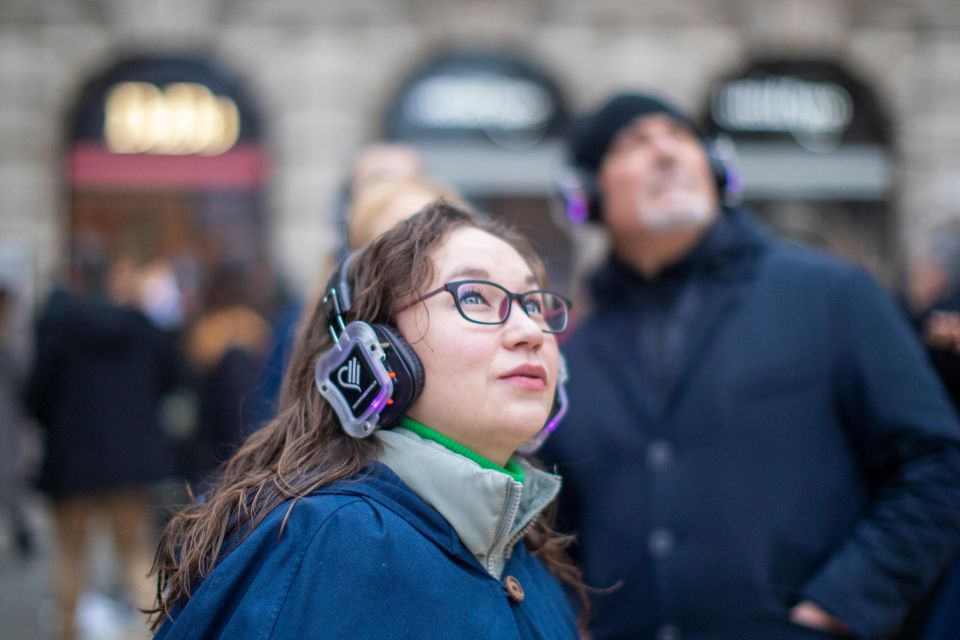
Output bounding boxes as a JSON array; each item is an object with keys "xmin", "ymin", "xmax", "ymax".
[{"xmin": 394, "ymin": 226, "xmax": 561, "ymax": 465}]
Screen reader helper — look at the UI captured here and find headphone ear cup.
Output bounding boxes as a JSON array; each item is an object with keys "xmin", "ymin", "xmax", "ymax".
[
  {"xmin": 372, "ymin": 323, "xmax": 425, "ymax": 428},
  {"xmin": 555, "ymin": 167, "xmax": 601, "ymax": 224},
  {"xmin": 707, "ymin": 137, "xmax": 740, "ymax": 203},
  {"xmin": 710, "ymin": 151, "xmax": 728, "ymax": 195},
  {"xmin": 380, "ymin": 324, "xmax": 425, "ymax": 391}
]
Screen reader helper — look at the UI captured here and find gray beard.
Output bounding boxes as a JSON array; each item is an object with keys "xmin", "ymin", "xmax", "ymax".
[{"xmin": 639, "ymin": 202, "xmax": 714, "ymax": 232}]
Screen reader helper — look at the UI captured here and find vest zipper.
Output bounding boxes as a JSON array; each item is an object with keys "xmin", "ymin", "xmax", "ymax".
[{"xmin": 486, "ymin": 479, "xmax": 523, "ymax": 577}]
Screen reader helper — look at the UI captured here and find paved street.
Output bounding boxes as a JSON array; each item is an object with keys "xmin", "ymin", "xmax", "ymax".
[
  {"xmin": 0, "ymin": 496, "xmax": 54, "ymax": 639},
  {"xmin": 0, "ymin": 496, "xmax": 152, "ymax": 640}
]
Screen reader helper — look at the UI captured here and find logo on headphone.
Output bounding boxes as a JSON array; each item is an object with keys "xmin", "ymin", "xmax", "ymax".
[{"xmin": 337, "ymin": 357, "xmax": 362, "ymax": 393}]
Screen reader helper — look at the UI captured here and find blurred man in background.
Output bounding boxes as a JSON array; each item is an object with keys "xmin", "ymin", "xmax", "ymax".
[
  {"xmin": 24, "ymin": 253, "xmax": 180, "ymax": 640},
  {"xmin": 542, "ymin": 93, "xmax": 960, "ymax": 639},
  {"xmin": 255, "ymin": 142, "xmax": 460, "ymax": 421}
]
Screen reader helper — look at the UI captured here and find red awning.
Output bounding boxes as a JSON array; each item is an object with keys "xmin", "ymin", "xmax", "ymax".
[{"xmin": 67, "ymin": 142, "xmax": 268, "ymax": 189}]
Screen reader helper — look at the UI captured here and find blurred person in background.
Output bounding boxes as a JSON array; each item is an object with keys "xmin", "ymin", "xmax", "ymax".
[
  {"xmin": 24, "ymin": 252, "xmax": 181, "ymax": 640},
  {"xmin": 347, "ymin": 173, "xmax": 463, "ymax": 250},
  {"xmin": 0, "ymin": 284, "xmax": 35, "ymax": 558},
  {"xmin": 347, "ymin": 142, "xmax": 423, "ymax": 204},
  {"xmin": 540, "ymin": 92, "xmax": 960, "ymax": 639},
  {"xmin": 901, "ymin": 233, "xmax": 960, "ymax": 640},
  {"xmin": 906, "ymin": 232, "xmax": 960, "ymax": 410},
  {"xmin": 149, "ymin": 202, "xmax": 584, "ymax": 639},
  {"xmin": 255, "ymin": 143, "xmax": 461, "ymax": 423},
  {"xmin": 184, "ymin": 263, "xmax": 272, "ymax": 485},
  {"xmin": 332, "ymin": 142, "xmax": 425, "ymax": 262},
  {"xmin": 138, "ymin": 259, "xmax": 190, "ymax": 332}
]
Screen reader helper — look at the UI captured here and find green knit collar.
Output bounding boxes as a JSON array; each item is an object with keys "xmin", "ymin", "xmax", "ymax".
[{"xmin": 398, "ymin": 416, "xmax": 525, "ymax": 483}]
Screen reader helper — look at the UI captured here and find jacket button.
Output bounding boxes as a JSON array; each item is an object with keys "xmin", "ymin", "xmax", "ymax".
[
  {"xmin": 648, "ymin": 528, "xmax": 675, "ymax": 558},
  {"xmin": 503, "ymin": 575, "xmax": 525, "ymax": 602},
  {"xmin": 656, "ymin": 623, "xmax": 681, "ymax": 640},
  {"xmin": 646, "ymin": 439, "xmax": 674, "ymax": 469}
]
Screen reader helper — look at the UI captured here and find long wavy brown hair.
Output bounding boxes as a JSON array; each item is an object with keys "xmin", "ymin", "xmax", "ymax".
[{"xmin": 149, "ymin": 201, "xmax": 590, "ymax": 629}]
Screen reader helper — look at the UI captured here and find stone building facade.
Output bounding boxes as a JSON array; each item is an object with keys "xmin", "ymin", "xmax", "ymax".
[{"xmin": 1, "ymin": 0, "xmax": 958, "ymax": 341}]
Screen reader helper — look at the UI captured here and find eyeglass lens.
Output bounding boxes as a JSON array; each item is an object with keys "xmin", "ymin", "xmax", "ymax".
[{"xmin": 453, "ymin": 281, "xmax": 568, "ymax": 332}]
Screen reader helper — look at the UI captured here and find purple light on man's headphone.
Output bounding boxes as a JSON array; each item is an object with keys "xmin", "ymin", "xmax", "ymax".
[
  {"xmin": 725, "ymin": 166, "xmax": 742, "ymax": 195},
  {"xmin": 568, "ymin": 196, "xmax": 589, "ymax": 224}
]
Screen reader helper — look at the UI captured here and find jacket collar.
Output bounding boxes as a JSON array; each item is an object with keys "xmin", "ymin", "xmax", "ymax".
[
  {"xmin": 588, "ymin": 205, "xmax": 770, "ymax": 311},
  {"xmin": 374, "ymin": 427, "xmax": 561, "ymax": 579}
]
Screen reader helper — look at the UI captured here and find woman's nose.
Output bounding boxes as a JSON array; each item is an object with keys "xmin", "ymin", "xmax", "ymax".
[{"xmin": 503, "ymin": 301, "xmax": 544, "ymax": 348}]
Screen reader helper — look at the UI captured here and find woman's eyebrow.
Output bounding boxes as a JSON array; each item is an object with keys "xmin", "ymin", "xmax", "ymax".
[
  {"xmin": 444, "ymin": 266, "xmax": 490, "ymax": 280},
  {"xmin": 443, "ymin": 266, "xmax": 540, "ymax": 286}
]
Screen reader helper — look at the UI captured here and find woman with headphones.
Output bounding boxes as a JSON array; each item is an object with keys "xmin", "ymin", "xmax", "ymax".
[{"xmin": 149, "ymin": 201, "xmax": 586, "ymax": 639}]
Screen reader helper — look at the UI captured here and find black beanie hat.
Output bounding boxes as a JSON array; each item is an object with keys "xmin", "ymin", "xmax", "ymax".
[{"xmin": 569, "ymin": 92, "xmax": 705, "ymax": 175}]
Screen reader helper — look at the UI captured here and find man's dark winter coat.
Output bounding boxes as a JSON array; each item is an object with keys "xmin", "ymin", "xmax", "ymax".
[{"xmin": 543, "ymin": 208, "xmax": 960, "ymax": 639}]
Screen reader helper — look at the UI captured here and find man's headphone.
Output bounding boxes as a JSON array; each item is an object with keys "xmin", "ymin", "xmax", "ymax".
[
  {"xmin": 555, "ymin": 137, "xmax": 738, "ymax": 225},
  {"xmin": 314, "ymin": 253, "xmax": 569, "ymax": 452}
]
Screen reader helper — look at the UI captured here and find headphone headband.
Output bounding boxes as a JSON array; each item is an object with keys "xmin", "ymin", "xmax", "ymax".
[{"xmin": 322, "ymin": 252, "xmax": 356, "ymax": 341}]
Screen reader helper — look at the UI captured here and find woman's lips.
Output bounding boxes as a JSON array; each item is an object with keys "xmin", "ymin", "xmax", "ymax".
[{"xmin": 500, "ymin": 375, "xmax": 547, "ymax": 391}]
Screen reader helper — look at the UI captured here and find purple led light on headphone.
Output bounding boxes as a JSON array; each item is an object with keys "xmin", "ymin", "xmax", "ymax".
[
  {"xmin": 555, "ymin": 168, "xmax": 591, "ymax": 225},
  {"xmin": 370, "ymin": 387, "xmax": 390, "ymax": 416},
  {"xmin": 543, "ymin": 379, "xmax": 569, "ymax": 436},
  {"xmin": 517, "ymin": 356, "xmax": 569, "ymax": 454},
  {"xmin": 568, "ymin": 196, "xmax": 589, "ymax": 224}
]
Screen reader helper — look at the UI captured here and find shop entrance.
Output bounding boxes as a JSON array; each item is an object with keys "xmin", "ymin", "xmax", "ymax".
[{"xmin": 65, "ymin": 53, "xmax": 268, "ymax": 324}]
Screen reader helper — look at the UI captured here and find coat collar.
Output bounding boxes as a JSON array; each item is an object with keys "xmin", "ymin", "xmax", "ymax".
[
  {"xmin": 588, "ymin": 206, "xmax": 770, "ymax": 312},
  {"xmin": 374, "ymin": 427, "xmax": 561, "ymax": 579},
  {"xmin": 581, "ymin": 206, "xmax": 771, "ymax": 416}
]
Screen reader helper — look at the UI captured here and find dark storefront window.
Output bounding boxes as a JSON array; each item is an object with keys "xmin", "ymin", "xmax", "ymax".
[{"xmin": 704, "ymin": 58, "xmax": 895, "ymax": 281}]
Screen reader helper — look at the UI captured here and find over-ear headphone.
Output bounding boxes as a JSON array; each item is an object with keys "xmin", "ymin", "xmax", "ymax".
[
  {"xmin": 556, "ymin": 137, "xmax": 738, "ymax": 225},
  {"xmin": 314, "ymin": 253, "xmax": 425, "ymax": 438}
]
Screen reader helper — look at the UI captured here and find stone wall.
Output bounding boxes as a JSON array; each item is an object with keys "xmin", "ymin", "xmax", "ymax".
[{"xmin": 0, "ymin": 0, "xmax": 958, "ymax": 301}]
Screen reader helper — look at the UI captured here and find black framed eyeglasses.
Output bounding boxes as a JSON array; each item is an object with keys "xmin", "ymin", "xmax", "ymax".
[{"xmin": 401, "ymin": 279, "xmax": 573, "ymax": 334}]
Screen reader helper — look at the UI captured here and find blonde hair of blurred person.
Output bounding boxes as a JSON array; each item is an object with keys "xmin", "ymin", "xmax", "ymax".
[
  {"xmin": 188, "ymin": 265, "xmax": 272, "ymax": 371},
  {"xmin": 349, "ymin": 142, "xmax": 422, "ymax": 195},
  {"xmin": 347, "ymin": 175, "xmax": 464, "ymax": 250}
]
